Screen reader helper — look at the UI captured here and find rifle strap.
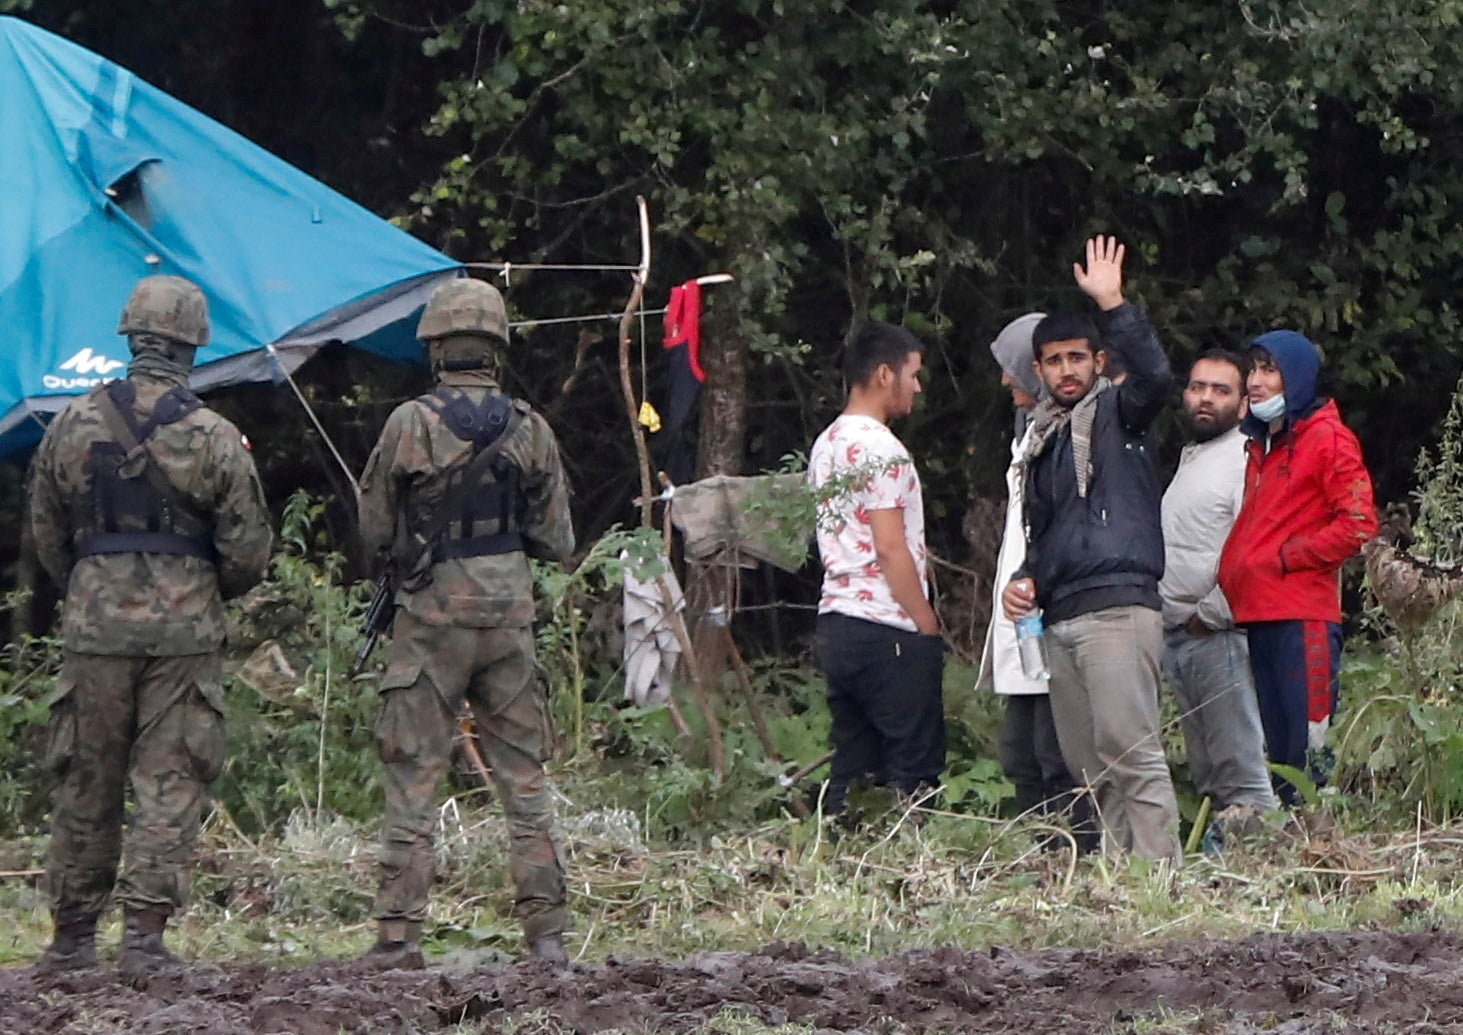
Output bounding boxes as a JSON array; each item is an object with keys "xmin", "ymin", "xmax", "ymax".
[
  {"xmin": 94, "ymin": 381, "xmax": 205, "ymax": 523},
  {"xmin": 412, "ymin": 404, "xmax": 524, "ymax": 558}
]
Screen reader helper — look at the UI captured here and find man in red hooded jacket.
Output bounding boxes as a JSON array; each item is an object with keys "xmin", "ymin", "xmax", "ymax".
[{"xmin": 1217, "ymin": 330, "xmax": 1377, "ymax": 803}]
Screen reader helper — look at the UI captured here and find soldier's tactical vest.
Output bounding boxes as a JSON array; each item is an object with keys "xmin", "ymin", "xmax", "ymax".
[
  {"xmin": 76, "ymin": 380, "xmax": 216, "ymax": 562},
  {"xmin": 416, "ymin": 386, "xmax": 525, "ymax": 561}
]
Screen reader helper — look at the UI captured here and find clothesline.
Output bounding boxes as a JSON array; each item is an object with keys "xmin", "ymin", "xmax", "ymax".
[
  {"xmin": 259, "ymin": 196, "xmax": 725, "ymax": 519},
  {"xmin": 464, "ymin": 261, "xmax": 643, "ymax": 274},
  {"xmin": 511, "ymin": 307, "xmax": 668, "ymax": 330}
]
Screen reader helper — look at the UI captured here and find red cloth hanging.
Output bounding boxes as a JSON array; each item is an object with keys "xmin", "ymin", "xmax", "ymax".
[{"xmin": 662, "ymin": 280, "xmax": 705, "ymax": 383}]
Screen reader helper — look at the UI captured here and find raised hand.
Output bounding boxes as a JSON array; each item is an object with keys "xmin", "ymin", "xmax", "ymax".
[{"xmin": 1073, "ymin": 235, "xmax": 1126, "ymax": 311}]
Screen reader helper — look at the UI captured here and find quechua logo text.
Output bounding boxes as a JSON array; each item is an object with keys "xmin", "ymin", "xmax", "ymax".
[{"xmin": 45, "ymin": 348, "xmax": 125, "ymax": 390}]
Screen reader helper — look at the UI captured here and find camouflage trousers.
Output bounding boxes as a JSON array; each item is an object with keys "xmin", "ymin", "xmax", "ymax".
[
  {"xmin": 44, "ymin": 650, "xmax": 227, "ymax": 921},
  {"xmin": 372, "ymin": 612, "xmax": 566, "ymax": 941}
]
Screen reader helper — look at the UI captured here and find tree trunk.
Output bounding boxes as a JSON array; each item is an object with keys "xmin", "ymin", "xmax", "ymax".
[{"xmin": 696, "ymin": 294, "xmax": 748, "ymax": 477}]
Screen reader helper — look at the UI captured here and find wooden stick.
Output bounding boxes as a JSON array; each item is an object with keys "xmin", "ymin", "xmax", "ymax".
[
  {"xmin": 663, "ymin": 584, "xmax": 725, "ymax": 784},
  {"xmin": 666, "ymin": 696, "xmax": 692, "ymax": 736},
  {"xmin": 610, "ymin": 197, "xmax": 722, "ymax": 781},
  {"xmin": 616, "ymin": 196, "xmax": 655, "ymax": 528},
  {"xmin": 780, "ymin": 750, "xmax": 835, "ymax": 788},
  {"xmin": 727, "ymin": 630, "xmax": 778, "ymax": 761},
  {"xmin": 456, "ymin": 712, "xmax": 496, "ymax": 790}
]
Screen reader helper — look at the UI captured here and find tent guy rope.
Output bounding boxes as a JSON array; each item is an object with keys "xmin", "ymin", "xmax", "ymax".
[{"xmin": 266, "ymin": 341, "xmax": 362, "ymax": 503}]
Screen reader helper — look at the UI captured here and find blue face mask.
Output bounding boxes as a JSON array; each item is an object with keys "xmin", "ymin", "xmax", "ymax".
[{"xmin": 1250, "ymin": 394, "xmax": 1286, "ymax": 422}]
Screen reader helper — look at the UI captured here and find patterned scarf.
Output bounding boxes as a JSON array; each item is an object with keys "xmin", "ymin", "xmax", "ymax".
[{"xmin": 1016, "ymin": 376, "xmax": 1111, "ymax": 499}]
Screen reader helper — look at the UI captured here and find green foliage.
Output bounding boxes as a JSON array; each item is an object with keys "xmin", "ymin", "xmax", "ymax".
[
  {"xmin": 942, "ymin": 755, "xmax": 1014, "ymax": 813},
  {"xmin": 739, "ymin": 449, "xmax": 920, "ymax": 574},
  {"xmin": 303, "ymin": 0, "xmax": 1463, "ymax": 518},
  {"xmin": 1334, "ymin": 643, "xmax": 1463, "ymax": 822},
  {"xmin": 0, "ymin": 593, "xmax": 60, "ymax": 836},
  {"xmin": 562, "ymin": 651, "xmax": 1014, "ymax": 839},
  {"xmin": 1411, "ymin": 372, "xmax": 1463, "ymax": 567},
  {"xmin": 216, "ymin": 491, "xmax": 385, "ymax": 833},
  {"xmin": 532, "ymin": 523, "xmax": 667, "ymax": 755},
  {"xmin": 1336, "ymin": 375, "xmax": 1463, "ymax": 820},
  {"xmin": 1268, "ymin": 763, "xmax": 1322, "ymax": 810},
  {"xmin": 573, "ymin": 659, "xmax": 835, "ymax": 839}
]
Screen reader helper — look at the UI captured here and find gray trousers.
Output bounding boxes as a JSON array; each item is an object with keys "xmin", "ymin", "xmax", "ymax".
[
  {"xmin": 1047, "ymin": 605, "xmax": 1181, "ymax": 863},
  {"xmin": 1163, "ymin": 627, "xmax": 1278, "ymax": 812}
]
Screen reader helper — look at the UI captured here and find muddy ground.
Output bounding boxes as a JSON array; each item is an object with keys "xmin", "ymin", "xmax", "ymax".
[{"xmin": 3, "ymin": 929, "xmax": 1461, "ymax": 1034}]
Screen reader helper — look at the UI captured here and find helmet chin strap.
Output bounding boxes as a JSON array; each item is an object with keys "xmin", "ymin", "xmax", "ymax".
[{"xmin": 429, "ymin": 333, "xmax": 503, "ymax": 377}]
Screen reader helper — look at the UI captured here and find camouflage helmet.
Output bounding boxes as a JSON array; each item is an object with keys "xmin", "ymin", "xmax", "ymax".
[
  {"xmin": 117, "ymin": 275, "xmax": 210, "ymax": 348},
  {"xmin": 417, "ymin": 278, "xmax": 509, "ymax": 344}
]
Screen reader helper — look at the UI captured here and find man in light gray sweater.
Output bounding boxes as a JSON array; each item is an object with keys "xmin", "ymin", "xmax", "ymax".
[{"xmin": 1160, "ymin": 350, "xmax": 1278, "ymax": 826}]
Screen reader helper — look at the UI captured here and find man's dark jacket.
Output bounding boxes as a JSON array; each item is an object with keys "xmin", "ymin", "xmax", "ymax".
[{"xmin": 1017, "ymin": 303, "xmax": 1171, "ymax": 625}]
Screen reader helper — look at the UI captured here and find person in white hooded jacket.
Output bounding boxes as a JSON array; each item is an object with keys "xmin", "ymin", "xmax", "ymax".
[{"xmin": 977, "ymin": 313, "xmax": 1093, "ymax": 846}]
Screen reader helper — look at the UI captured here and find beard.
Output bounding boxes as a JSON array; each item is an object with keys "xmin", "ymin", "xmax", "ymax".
[
  {"xmin": 1049, "ymin": 377, "xmax": 1093, "ymax": 409},
  {"xmin": 1187, "ymin": 408, "xmax": 1241, "ymax": 442}
]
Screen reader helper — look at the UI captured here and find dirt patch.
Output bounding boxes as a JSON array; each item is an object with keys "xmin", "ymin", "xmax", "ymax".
[{"xmin": 3, "ymin": 929, "xmax": 1462, "ymax": 1033}]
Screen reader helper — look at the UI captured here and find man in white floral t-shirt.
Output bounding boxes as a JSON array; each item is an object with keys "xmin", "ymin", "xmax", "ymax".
[{"xmin": 809, "ymin": 322, "xmax": 944, "ymax": 816}]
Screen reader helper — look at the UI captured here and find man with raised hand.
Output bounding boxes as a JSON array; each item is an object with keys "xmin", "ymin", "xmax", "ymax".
[
  {"xmin": 1001, "ymin": 236, "xmax": 1181, "ymax": 863},
  {"xmin": 1218, "ymin": 330, "xmax": 1377, "ymax": 803},
  {"xmin": 809, "ymin": 322, "xmax": 944, "ymax": 818},
  {"xmin": 1161, "ymin": 351, "xmax": 1278, "ymax": 833},
  {"xmin": 979, "ymin": 313, "xmax": 1089, "ymax": 845}
]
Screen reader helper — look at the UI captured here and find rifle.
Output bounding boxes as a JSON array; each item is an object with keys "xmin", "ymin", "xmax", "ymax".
[
  {"xmin": 351, "ymin": 568, "xmax": 396, "ymax": 676},
  {"xmin": 352, "ymin": 396, "xmax": 523, "ymax": 677}
]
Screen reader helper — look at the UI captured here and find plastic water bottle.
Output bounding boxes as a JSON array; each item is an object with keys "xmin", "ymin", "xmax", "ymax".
[{"xmin": 1015, "ymin": 611, "xmax": 1050, "ymax": 680}]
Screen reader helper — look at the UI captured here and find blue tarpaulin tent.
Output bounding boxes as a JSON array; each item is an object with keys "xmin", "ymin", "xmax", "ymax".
[{"xmin": 0, "ymin": 16, "xmax": 460, "ymax": 455}]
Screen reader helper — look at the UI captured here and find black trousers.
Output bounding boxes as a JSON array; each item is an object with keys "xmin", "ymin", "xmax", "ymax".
[
  {"xmin": 1000, "ymin": 693, "xmax": 1098, "ymax": 851},
  {"xmin": 999, "ymin": 694, "xmax": 1071, "ymax": 815},
  {"xmin": 813, "ymin": 612, "xmax": 945, "ymax": 813}
]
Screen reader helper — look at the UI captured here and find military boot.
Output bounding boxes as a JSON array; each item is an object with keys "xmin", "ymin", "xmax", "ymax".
[
  {"xmin": 357, "ymin": 920, "xmax": 425, "ymax": 971},
  {"xmin": 528, "ymin": 933, "xmax": 569, "ymax": 967},
  {"xmin": 31, "ymin": 909, "xmax": 99, "ymax": 974},
  {"xmin": 118, "ymin": 908, "xmax": 182, "ymax": 976}
]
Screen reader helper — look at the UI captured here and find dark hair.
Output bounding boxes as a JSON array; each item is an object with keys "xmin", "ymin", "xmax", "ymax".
[
  {"xmin": 1246, "ymin": 344, "xmax": 1275, "ymax": 369},
  {"xmin": 1031, "ymin": 313, "xmax": 1101, "ymax": 361},
  {"xmin": 841, "ymin": 321, "xmax": 924, "ymax": 388},
  {"xmin": 1193, "ymin": 348, "xmax": 1250, "ymax": 387}
]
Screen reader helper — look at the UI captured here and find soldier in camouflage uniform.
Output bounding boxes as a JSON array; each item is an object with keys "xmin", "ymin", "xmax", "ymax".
[
  {"xmin": 27, "ymin": 275, "xmax": 272, "ymax": 974},
  {"xmin": 358, "ymin": 277, "xmax": 574, "ymax": 969}
]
